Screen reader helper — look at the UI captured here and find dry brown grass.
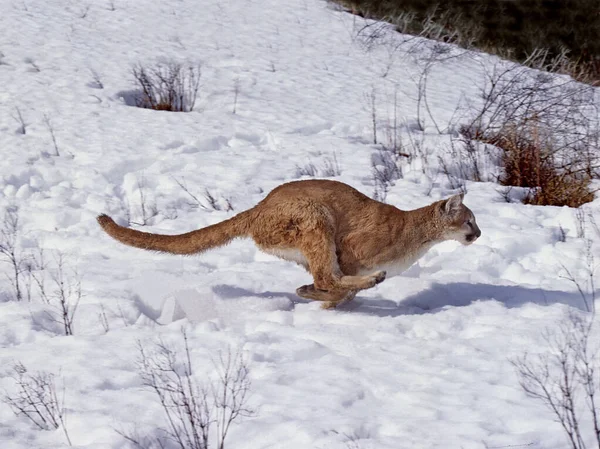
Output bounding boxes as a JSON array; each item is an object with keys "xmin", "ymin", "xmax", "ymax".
[{"xmin": 464, "ymin": 122, "xmax": 596, "ymax": 208}]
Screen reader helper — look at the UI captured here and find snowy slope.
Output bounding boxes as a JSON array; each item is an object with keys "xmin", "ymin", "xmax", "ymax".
[{"xmin": 0, "ymin": 0, "xmax": 599, "ymax": 448}]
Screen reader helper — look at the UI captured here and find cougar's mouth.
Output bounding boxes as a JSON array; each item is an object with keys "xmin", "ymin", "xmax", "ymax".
[{"xmin": 465, "ymin": 229, "xmax": 481, "ymax": 243}]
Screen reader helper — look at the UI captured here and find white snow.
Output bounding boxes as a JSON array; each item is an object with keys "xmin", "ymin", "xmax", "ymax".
[{"xmin": 0, "ymin": 0, "xmax": 599, "ymax": 448}]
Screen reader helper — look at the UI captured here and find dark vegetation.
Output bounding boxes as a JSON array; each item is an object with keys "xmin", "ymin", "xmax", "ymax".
[{"xmin": 332, "ymin": 0, "xmax": 600, "ymax": 84}]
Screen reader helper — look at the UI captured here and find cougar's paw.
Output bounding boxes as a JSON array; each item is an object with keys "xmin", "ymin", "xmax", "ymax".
[
  {"xmin": 296, "ymin": 284, "xmax": 328, "ymax": 300},
  {"xmin": 296, "ymin": 284, "xmax": 313, "ymax": 299},
  {"xmin": 364, "ymin": 270, "xmax": 386, "ymax": 288},
  {"xmin": 321, "ymin": 300, "xmax": 339, "ymax": 310},
  {"xmin": 373, "ymin": 270, "xmax": 387, "ymax": 284}
]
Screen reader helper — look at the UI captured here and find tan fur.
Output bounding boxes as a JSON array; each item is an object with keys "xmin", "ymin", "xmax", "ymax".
[{"xmin": 98, "ymin": 179, "xmax": 481, "ymax": 309}]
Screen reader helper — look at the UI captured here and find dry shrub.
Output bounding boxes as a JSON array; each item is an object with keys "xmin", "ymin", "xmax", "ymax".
[
  {"xmin": 132, "ymin": 62, "xmax": 201, "ymax": 112},
  {"xmin": 457, "ymin": 60, "xmax": 600, "ymax": 208},
  {"xmin": 464, "ymin": 120, "xmax": 596, "ymax": 208}
]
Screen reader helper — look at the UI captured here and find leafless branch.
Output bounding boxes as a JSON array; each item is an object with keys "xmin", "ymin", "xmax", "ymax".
[
  {"xmin": 128, "ymin": 175, "xmax": 158, "ymax": 226},
  {"xmin": 129, "ymin": 331, "xmax": 254, "ymax": 449},
  {"xmin": 42, "ymin": 113, "xmax": 60, "ymax": 156},
  {"xmin": 89, "ymin": 69, "xmax": 104, "ymax": 89},
  {"xmin": 559, "ymin": 236, "xmax": 596, "ymax": 314},
  {"xmin": 0, "ymin": 206, "xmax": 32, "ymax": 301},
  {"xmin": 2, "ymin": 362, "xmax": 72, "ymax": 445},
  {"xmin": 232, "ymin": 77, "xmax": 240, "ymax": 115},
  {"xmin": 364, "ymin": 87, "xmax": 377, "ymax": 144},
  {"xmin": 295, "ymin": 154, "xmax": 341, "ymax": 179},
  {"xmin": 24, "ymin": 57, "xmax": 40, "ymax": 72},
  {"xmin": 512, "ymin": 312, "xmax": 600, "ymax": 449},
  {"xmin": 12, "ymin": 107, "xmax": 27, "ymax": 134},
  {"xmin": 34, "ymin": 251, "xmax": 82, "ymax": 335}
]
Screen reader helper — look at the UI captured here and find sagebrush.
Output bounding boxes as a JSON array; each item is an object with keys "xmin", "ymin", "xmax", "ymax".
[{"xmin": 132, "ymin": 62, "xmax": 201, "ymax": 112}]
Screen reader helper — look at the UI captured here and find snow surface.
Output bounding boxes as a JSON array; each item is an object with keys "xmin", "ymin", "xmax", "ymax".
[{"xmin": 0, "ymin": 0, "xmax": 599, "ymax": 448}]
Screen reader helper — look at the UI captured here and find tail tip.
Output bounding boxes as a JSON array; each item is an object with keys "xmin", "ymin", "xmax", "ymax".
[{"xmin": 97, "ymin": 214, "xmax": 115, "ymax": 228}]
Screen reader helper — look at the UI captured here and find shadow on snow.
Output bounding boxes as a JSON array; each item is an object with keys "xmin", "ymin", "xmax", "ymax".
[
  {"xmin": 209, "ymin": 282, "xmax": 594, "ymax": 317},
  {"xmin": 347, "ymin": 282, "xmax": 595, "ymax": 317}
]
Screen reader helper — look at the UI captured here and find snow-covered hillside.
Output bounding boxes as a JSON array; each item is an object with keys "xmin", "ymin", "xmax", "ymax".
[{"xmin": 0, "ymin": 0, "xmax": 598, "ymax": 448}]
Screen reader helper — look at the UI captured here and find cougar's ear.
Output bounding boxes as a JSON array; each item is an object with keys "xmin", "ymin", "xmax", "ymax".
[{"xmin": 442, "ymin": 193, "xmax": 464, "ymax": 216}]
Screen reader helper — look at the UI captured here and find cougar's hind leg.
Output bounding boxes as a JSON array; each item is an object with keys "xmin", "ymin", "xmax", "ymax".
[
  {"xmin": 296, "ymin": 284, "xmax": 351, "ymax": 302},
  {"xmin": 296, "ymin": 284, "xmax": 357, "ymax": 309},
  {"xmin": 295, "ymin": 212, "xmax": 385, "ymax": 309},
  {"xmin": 298, "ymin": 227, "xmax": 386, "ymax": 293},
  {"xmin": 322, "ymin": 289, "xmax": 357, "ymax": 310}
]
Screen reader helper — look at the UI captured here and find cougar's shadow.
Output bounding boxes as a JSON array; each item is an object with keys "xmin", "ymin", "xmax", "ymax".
[
  {"xmin": 346, "ymin": 282, "xmax": 593, "ymax": 317},
  {"xmin": 211, "ymin": 284, "xmax": 301, "ymax": 304},
  {"xmin": 211, "ymin": 282, "xmax": 593, "ymax": 317}
]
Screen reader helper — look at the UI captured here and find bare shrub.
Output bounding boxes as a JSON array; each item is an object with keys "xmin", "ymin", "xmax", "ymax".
[
  {"xmin": 42, "ymin": 113, "xmax": 60, "ymax": 156},
  {"xmin": 559, "ymin": 238, "xmax": 596, "ymax": 314},
  {"xmin": 0, "ymin": 211, "xmax": 83, "ymax": 331},
  {"xmin": 2, "ymin": 361, "xmax": 72, "ymax": 445},
  {"xmin": 383, "ymin": 85, "xmax": 402, "ymax": 152},
  {"xmin": 409, "ymin": 42, "xmax": 468, "ymax": 133},
  {"xmin": 438, "ymin": 137, "xmax": 491, "ymax": 192},
  {"xmin": 460, "ymin": 61, "xmax": 599, "ymax": 207},
  {"xmin": 122, "ymin": 331, "xmax": 254, "ymax": 449},
  {"xmin": 381, "ymin": 85, "xmax": 418, "ymax": 159},
  {"xmin": 173, "ymin": 178, "xmax": 234, "ymax": 212},
  {"xmin": 78, "ymin": 4, "xmax": 90, "ymax": 19},
  {"xmin": 589, "ymin": 214, "xmax": 600, "ymax": 241},
  {"xmin": 364, "ymin": 87, "xmax": 377, "ymax": 144},
  {"xmin": 575, "ymin": 208, "xmax": 587, "ymax": 239},
  {"xmin": 513, "ymin": 222, "xmax": 598, "ymax": 447},
  {"xmin": 24, "ymin": 57, "xmax": 40, "ymax": 72},
  {"xmin": 556, "ymin": 223, "xmax": 568, "ymax": 243},
  {"xmin": 321, "ymin": 153, "xmax": 342, "ymax": 177},
  {"xmin": 132, "ymin": 62, "xmax": 201, "ymax": 112},
  {"xmin": 31, "ymin": 251, "xmax": 82, "ymax": 336},
  {"xmin": 89, "ymin": 69, "xmax": 104, "ymax": 89},
  {"xmin": 124, "ymin": 175, "xmax": 158, "ymax": 226},
  {"xmin": 47, "ymin": 253, "xmax": 81, "ymax": 336},
  {"xmin": 0, "ymin": 206, "xmax": 30, "ymax": 302},
  {"xmin": 512, "ymin": 312, "xmax": 600, "ymax": 449},
  {"xmin": 295, "ymin": 162, "xmax": 317, "ymax": 178},
  {"xmin": 134, "ymin": 176, "xmax": 158, "ymax": 225},
  {"xmin": 12, "ymin": 107, "xmax": 27, "ymax": 134},
  {"xmin": 99, "ymin": 303, "xmax": 110, "ymax": 333},
  {"xmin": 203, "ymin": 189, "xmax": 234, "ymax": 212},
  {"xmin": 344, "ymin": 433, "xmax": 367, "ymax": 449},
  {"xmin": 295, "ymin": 154, "xmax": 341, "ymax": 178},
  {"xmin": 232, "ymin": 76, "xmax": 240, "ymax": 114},
  {"xmin": 372, "ymin": 147, "xmax": 404, "ymax": 201}
]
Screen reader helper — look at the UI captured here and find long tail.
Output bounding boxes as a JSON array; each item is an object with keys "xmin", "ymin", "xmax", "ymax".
[{"xmin": 97, "ymin": 211, "xmax": 251, "ymax": 255}]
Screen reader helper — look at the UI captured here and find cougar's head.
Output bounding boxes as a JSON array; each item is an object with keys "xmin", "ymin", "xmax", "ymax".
[{"xmin": 438, "ymin": 193, "xmax": 481, "ymax": 245}]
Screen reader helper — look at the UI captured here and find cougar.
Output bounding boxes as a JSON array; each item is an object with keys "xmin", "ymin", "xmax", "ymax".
[{"xmin": 98, "ymin": 179, "xmax": 481, "ymax": 309}]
